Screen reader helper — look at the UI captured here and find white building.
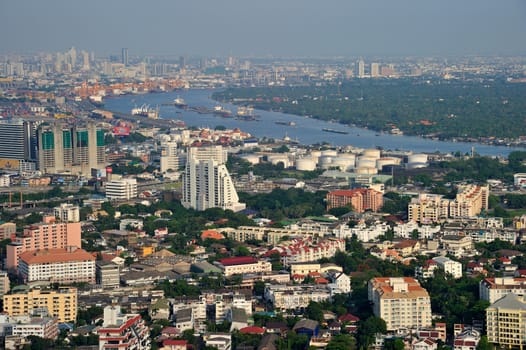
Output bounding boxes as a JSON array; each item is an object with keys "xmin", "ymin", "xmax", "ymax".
[
  {"xmin": 265, "ymin": 284, "xmax": 332, "ymax": 311},
  {"xmin": 214, "ymin": 257, "xmax": 272, "ymax": 277},
  {"xmin": 0, "ymin": 313, "xmax": 58, "ymax": 340},
  {"xmin": 334, "ymin": 222, "xmax": 389, "ymax": 241},
  {"xmin": 327, "ymin": 271, "xmax": 352, "ymax": 296},
  {"xmin": 105, "ymin": 178, "xmax": 137, "ymax": 200},
  {"xmin": 432, "ymin": 256, "xmax": 463, "ymax": 279},
  {"xmin": 393, "ymin": 221, "xmax": 441, "ymax": 240},
  {"xmin": 98, "ymin": 305, "xmax": 151, "ymax": 350},
  {"xmin": 204, "ymin": 333, "xmax": 231, "ymax": 350},
  {"xmin": 18, "ymin": 247, "xmax": 96, "ymax": 284},
  {"xmin": 0, "ymin": 175, "xmax": 10, "ymax": 187},
  {"xmin": 160, "ymin": 141, "xmax": 183, "ymax": 173},
  {"xmin": 514, "ymin": 173, "xmax": 526, "ymax": 188},
  {"xmin": 480, "ymin": 277, "xmax": 526, "ymax": 303},
  {"xmin": 181, "ymin": 145, "xmax": 245, "ymax": 212},
  {"xmin": 53, "ymin": 203, "xmax": 80, "ymax": 223}
]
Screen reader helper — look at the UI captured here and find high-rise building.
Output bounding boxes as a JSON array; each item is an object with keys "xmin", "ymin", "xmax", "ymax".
[
  {"xmin": 179, "ymin": 55, "xmax": 186, "ymax": 69},
  {"xmin": 357, "ymin": 59, "xmax": 365, "ymax": 78},
  {"xmin": 37, "ymin": 122, "xmax": 105, "ymax": 175},
  {"xmin": 122, "ymin": 48, "xmax": 129, "ymax": 66},
  {"xmin": 6, "ymin": 215, "xmax": 81, "ymax": 270},
  {"xmin": 371, "ymin": 62, "xmax": 380, "ymax": 77},
  {"xmin": 182, "ymin": 146, "xmax": 245, "ymax": 212},
  {"xmin": 98, "ymin": 305, "xmax": 151, "ymax": 350},
  {"xmin": 368, "ymin": 277, "xmax": 432, "ymax": 331},
  {"xmin": 3, "ymin": 287, "xmax": 78, "ymax": 323},
  {"xmin": 0, "ymin": 119, "xmax": 39, "ymax": 171},
  {"xmin": 160, "ymin": 141, "xmax": 183, "ymax": 173}
]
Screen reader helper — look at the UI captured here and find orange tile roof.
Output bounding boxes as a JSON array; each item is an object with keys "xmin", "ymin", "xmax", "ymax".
[{"xmin": 19, "ymin": 248, "xmax": 95, "ymax": 264}]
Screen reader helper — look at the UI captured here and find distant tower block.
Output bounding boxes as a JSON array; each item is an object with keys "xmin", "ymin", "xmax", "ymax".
[{"xmin": 121, "ymin": 48, "xmax": 129, "ymax": 66}]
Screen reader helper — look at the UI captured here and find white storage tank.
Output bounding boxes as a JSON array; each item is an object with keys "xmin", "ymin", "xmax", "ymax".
[
  {"xmin": 408, "ymin": 153, "xmax": 428, "ymax": 164},
  {"xmin": 319, "ymin": 155, "xmax": 334, "ymax": 169},
  {"xmin": 310, "ymin": 150, "xmax": 322, "ymax": 158},
  {"xmin": 267, "ymin": 155, "xmax": 290, "ymax": 168},
  {"xmin": 362, "ymin": 148, "xmax": 381, "ymax": 159},
  {"xmin": 407, "ymin": 162, "xmax": 428, "ymax": 169},
  {"xmin": 296, "ymin": 158, "xmax": 317, "ymax": 171},
  {"xmin": 240, "ymin": 154, "xmax": 261, "ymax": 165},
  {"xmin": 321, "ymin": 149, "xmax": 338, "ymax": 157},
  {"xmin": 376, "ymin": 157, "xmax": 401, "ymax": 170},
  {"xmin": 356, "ymin": 156, "xmax": 377, "ymax": 169},
  {"xmin": 355, "ymin": 167, "xmax": 378, "ymax": 175}
]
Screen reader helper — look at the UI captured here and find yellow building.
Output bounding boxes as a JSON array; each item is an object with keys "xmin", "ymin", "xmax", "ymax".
[
  {"xmin": 486, "ymin": 293, "xmax": 526, "ymax": 349},
  {"xmin": 368, "ymin": 277, "xmax": 432, "ymax": 331},
  {"xmin": 3, "ymin": 287, "xmax": 77, "ymax": 322},
  {"xmin": 136, "ymin": 245, "xmax": 154, "ymax": 257}
]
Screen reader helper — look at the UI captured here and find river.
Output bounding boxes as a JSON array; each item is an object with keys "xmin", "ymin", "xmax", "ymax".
[{"xmin": 104, "ymin": 89, "xmax": 525, "ymax": 157}]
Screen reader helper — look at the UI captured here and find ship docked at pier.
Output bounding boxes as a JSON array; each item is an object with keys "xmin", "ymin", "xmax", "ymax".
[{"xmin": 131, "ymin": 104, "xmax": 160, "ymax": 119}]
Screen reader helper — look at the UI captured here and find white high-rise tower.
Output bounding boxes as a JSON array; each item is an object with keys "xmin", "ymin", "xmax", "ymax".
[{"xmin": 182, "ymin": 145, "xmax": 245, "ymax": 212}]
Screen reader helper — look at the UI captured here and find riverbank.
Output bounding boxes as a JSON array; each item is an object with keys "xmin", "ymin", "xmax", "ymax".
[
  {"xmin": 212, "ymin": 81, "xmax": 526, "ymax": 148},
  {"xmin": 103, "ymin": 89, "xmax": 526, "ymax": 157}
]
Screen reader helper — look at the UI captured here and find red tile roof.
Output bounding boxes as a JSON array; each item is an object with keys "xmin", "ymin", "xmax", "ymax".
[
  {"xmin": 239, "ymin": 326, "xmax": 265, "ymax": 335},
  {"xmin": 219, "ymin": 256, "xmax": 257, "ymax": 266}
]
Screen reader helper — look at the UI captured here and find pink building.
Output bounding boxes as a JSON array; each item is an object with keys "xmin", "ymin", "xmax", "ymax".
[{"xmin": 6, "ymin": 216, "xmax": 81, "ymax": 270}]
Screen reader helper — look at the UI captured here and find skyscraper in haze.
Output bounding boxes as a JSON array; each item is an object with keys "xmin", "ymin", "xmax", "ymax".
[
  {"xmin": 182, "ymin": 145, "xmax": 245, "ymax": 212},
  {"xmin": 371, "ymin": 62, "xmax": 380, "ymax": 77},
  {"xmin": 357, "ymin": 59, "xmax": 365, "ymax": 78},
  {"xmin": 121, "ymin": 48, "xmax": 129, "ymax": 66}
]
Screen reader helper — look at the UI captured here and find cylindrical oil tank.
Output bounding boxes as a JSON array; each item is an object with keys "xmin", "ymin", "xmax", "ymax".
[
  {"xmin": 321, "ymin": 149, "xmax": 338, "ymax": 157},
  {"xmin": 296, "ymin": 158, "xmax": 317, "ymax": 171},
  {"xmin": 355, "ymin": 167, "xmax": 378, "ymax": 175},
  {"xmin": 356, "ymin": 156, "xmax": 377, "ymax": 169},
  {"xmin": 362, "ymin": 148, "xmax": 381, "ymax": 159},
  {"xmin": 267, "ymin": 155, "xmax": 290, "ymax": 168},
  {"xmin": 376, "ymin": 157, "xmax": 401, "ymax": 170},
  {"xmin": 407, "ymin": 153, "xmax": 428, "ymax": 164},
  {"xmin": 318, "ymin": 155, "xmax": 333, "ymax": 169},
  {"xmin": 240, "ymin": 154, "xmax": 261, "ymax": 165}
]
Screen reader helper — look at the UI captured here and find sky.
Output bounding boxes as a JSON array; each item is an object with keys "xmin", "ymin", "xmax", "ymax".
[{"xmin": 1, "ymin": 0, "xmax": 525, "ymax": 57}]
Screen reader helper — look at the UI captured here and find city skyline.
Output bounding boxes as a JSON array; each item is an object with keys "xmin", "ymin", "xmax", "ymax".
[{"xmin": 1, "ymin": 0, "xmax": 525, "ymax": 57}]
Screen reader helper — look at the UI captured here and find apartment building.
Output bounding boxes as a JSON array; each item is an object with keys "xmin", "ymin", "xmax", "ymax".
[
  {"xmin": 3, "ymin": 287, "xmax": 77, "ymax": 322},
  {"xmin": 480, "ymin": 277, "xmax": 526, "ymax": 303},
  {"xmin": 53, "ymin": 203, "xmax": 80, "ymax": 223},
  {"xmin": 409, "ymin": 185, "xmax": 489, "ymax": 223},
  {"xmin": 0, "ymin": 314, "xmax": 59, "ymax": 340},
  {"xmin": 182, "ymin": 145, "xmax": 245, "ymax": 212},
  {"xmin": 105, "ymin": 178, "xmax": 138, "ymax": 200},
  {"xmin": 98, "ymin": 305, "xmax": 151, "ymax": 350},
  {"xmin": 264, "ymin": 237, "xmax": 345, "ymax": 267},
  {"xmin": 6, "ymin": 216, "xmax": 81, "ymax": 269},
  {"xmin": 264, "ymin": 284, "xmax": 332, "ymax": 311},
  {"xmin": 450, "ymin": 185, "xmax": 489, "ymax": 218},
  {"xmin": 408, "ymin": 194, "xmax": 450, "ymax": 223},
  {"xmin": 368, "ymin": 277, "xmax": 432, "ymax": 331},
  {"xmin": 214, "ymin": 257, "xmax": 272, "ymax": 277},
  {"xmin": 18, "ymin": 247, "xmax": 96, "ymax": 284},
  {"xmin": 486, "ymin": 294, "xmax": 526, "ymax": 348},
  {"xmin": 326, "ymin": 188, "xmax": 383, "ymax": 213}
]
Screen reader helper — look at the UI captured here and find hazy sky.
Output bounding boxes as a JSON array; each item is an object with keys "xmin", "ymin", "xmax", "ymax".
[{"xmin": 1, "ymin": 0, "xmax": 525, "ymax": 57}]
